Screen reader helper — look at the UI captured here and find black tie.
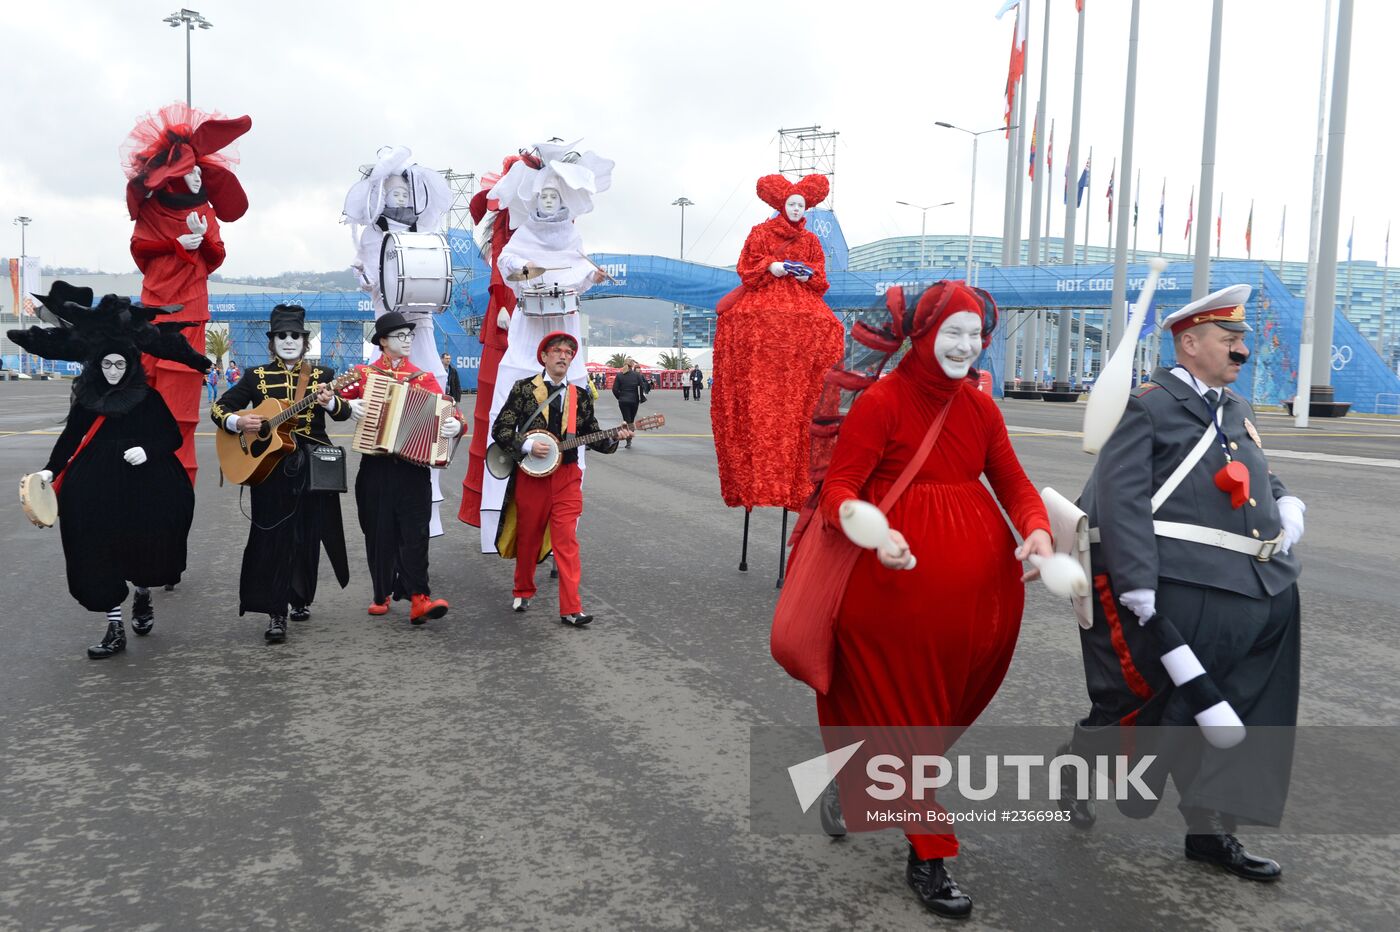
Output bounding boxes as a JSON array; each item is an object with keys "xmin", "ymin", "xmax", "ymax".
[{"xmin": 1204, "ymin": 389, "xmax": 1220, "ymax": 409}]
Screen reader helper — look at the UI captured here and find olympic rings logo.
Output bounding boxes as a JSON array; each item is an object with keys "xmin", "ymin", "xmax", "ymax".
[{"xmin": 1331, "ymin": 344, "xmax": 1352, "ymax": 371}]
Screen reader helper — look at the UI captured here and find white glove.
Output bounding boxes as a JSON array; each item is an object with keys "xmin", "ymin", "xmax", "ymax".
[
  {"xmin": 185, "ymin": 211, "xmax": 208, "ymax": 235},
  {"xmin": 177, "ymin": 232, "xmax": 204, "ymax": 250},
  {"xmin": 123, "ymin": 447, "xmax": 148, "ymax": 466},
  {"xmin": 1277, "ymin": 496, "xmax": 1306, "ymax": 554},
  {"xmin": 37, "ymin": 469, "xmax": 54, "ymax": 483},
  {"xmin": 440, "ymin": 416, "xmax": 462, "ymax": 439},
  {"xmin": 347, "ymin": 399, "xmax": 365, "ymax": 421},
  {"xmin": 497, "ymin": 308, "xmax": 511, "ymax": 331},
  {"xmin": 768, "ymin": 261, "xmax": 788, "ymax": 277},
  {"xmin": 1119, "ymin": 588, "xmax": 1156, "ymax": 626}
]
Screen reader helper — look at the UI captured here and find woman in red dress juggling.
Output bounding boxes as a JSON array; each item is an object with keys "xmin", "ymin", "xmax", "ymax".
[
  {"xmin": 711, "ymin": 174, "xmax": 844, "ymax": 514},
  {"xmin": 817, "ymin": 281, "xmax": 1053, "ymax": 919}
]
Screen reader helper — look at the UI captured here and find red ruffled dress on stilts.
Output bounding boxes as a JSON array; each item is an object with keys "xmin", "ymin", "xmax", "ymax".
[
  {"xmin": 816, "ymin": 356, "xmax": 1050, "ymax": 861},
  {"xmin": 711, "ymin": 212, "xmax": 843, "ymax": 512}
]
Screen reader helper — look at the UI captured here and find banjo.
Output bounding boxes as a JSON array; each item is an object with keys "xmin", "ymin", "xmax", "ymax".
[{"xmin": 487, "ymin": 413, "xmax": 666, "ymax": 480}]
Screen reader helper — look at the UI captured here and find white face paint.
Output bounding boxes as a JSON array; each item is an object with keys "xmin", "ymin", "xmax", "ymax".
[
  {"xmin": 273, "ymin": 332, "xmax": 305, "ymax": 362},
  {"xmin": 932, "ymin": 311, "xmax": 983, "ymax": 379},
  {"xmin": 383, "ymin": 176, "xmax": 411, "ymax": 209},
  {"xmin": 537, "ymin": 187, "xmax": 563, "ymax": 217},
  {"xmin": 184, "ymin": 165, "xmax": 202, "ymax": 194},
  {"xmin": 100, "ymin": 353, "xmax": 128, "ymax": 386},
  {"xmin": 784, "ymin": 194, "xmax": 806, "ymax": 223},
  {"xmin": 382, "ymin": 327, "xmax": 414, "ymax": 360}
]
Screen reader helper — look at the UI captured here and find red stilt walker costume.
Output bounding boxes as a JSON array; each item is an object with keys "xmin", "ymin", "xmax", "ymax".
[
  {"xmin": 711, "ymin": 174, "xmax": 844, "ymax": 513},
  {"xmin": 122, "ymin": 102, "xmax": 251, "ymax": 485},
  {"xmin": 812, "ymin": 282, "xmax": 1051, "ymax": 911}
]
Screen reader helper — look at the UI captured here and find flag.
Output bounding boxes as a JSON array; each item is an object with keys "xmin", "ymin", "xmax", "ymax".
[
  {"xmin": 1347, "ymin": 218, "xmax": 1354, "ymax": 262},
  {"xmin": 1106, "ymin": 165, "xmax": 1115, "ymax": 223},
  {"xmin": 1216, "ymin": 208, "xmax": 1222, "ymax": 252},
  {"xmin": 1047, "ymin": 120, "xmax": 1054, "ymax": 179},
  {"xmin": 19, "ymin": 256, "xmax": 40, "ymax": 317},
  {"xmin": 1277, "ymin": 206, "xmax": 1286, "ymax": 247},
  {"xmin": 1028, "ymin": 115, "xmax": 1038, "ymax": 179},
  {"xmin": 1158, "ymin": 180, "xmax": 1165, "ymax": 236},
  {"xmin": 1133, "ymin": 185, "xmax": 1139, "ymax": 230},
  {"xmin": 1245, "ymin": 201, "xmax": 1254, "ymax": 258},
  {"xmin": 1001, "ymin": 3, "xmax": 1027, "ymax": 133},
  {"xmin": 1076, "ymin": 156, "xmax": 1090, "ymax": 207},
  {"xmin": 1185, "ymin": 186, "xmax": 1194, "ymax": 241},
  {"xmin": 1076, "ymin": 0, "xmax": 1084, "ymax": 11}
]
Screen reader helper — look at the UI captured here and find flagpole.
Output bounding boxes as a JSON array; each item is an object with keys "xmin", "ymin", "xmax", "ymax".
[
  {"xmin": 1344, "ymin": 218, "xmax": 1354, "ymax": 320},
  {"xmin": 1295, "ymin": 3, "xmax": 1332, "ymax": 426},
  {"xmin": 1109, "ymin": 0, "xmax": 1141, "ymax": 351},
  {"xmin": 1082, "ymin": 148, "xmax": 1092, "ymax": 265},
  {"xmin": 1027, "ymin": 1, "xmax": 1051, "ymax": 270},
  {"xmin": 1304, "ymin": 0, "xmax": 1353, "ymax": 419},
  {"xmin": 1043, "ymin": 118, "xmax": 1055, "ymax": 264},
  {"xmin": 1158, "ymin": 178, "xmax": 1165, "ymax": 257},
  {"xmin": 1216, "ymin": 192, "xmax": 1224, "ymax": 259},
  {"xmin": 1278, "ymin": 206, "xmax": 1287, "ymax": 277},
  {"xmin": 1055, "ymin": 0, "xmax": 1087, "ymax": 394},
  {"xmin": 1192, "ymin": 0, "xmax": 1225, "ymax": 300},
  {"xmin": 1107, "ymin": 156, "xmax": 1116, "ymax": 255},
  {"xmin": 1012, "ymin": 2, "xmax": 1031, "ymax": 267},
  {"xmin": 1246, "ymin": 199, "xmax": 1254, "ymax": 261}
]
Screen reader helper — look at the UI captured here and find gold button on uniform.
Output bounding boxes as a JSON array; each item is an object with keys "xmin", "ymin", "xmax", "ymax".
[
  {"xmin": 1248, "ymin": 497, "xmax": 1257, "ymax": 507},
  {"xmin": 1251, "ymin": 529, "xmax": 1261, "ymax": 538},
  {"xmin": 1229, "ymin": 441, "xmax": 1239, "ymax": 451}
]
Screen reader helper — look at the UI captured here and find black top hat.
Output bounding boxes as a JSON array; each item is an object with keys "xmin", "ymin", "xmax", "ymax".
[
  {"xmin": 369, "ymin": 311, "xmax": 416, "ymax": 345},
  {"xmin": 266, "ymin": 304, "xmax": 311, "ymax": 338}
]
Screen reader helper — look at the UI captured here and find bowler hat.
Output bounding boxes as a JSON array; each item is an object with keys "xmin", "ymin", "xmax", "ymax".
[{"xmin": 370, "ymin": 311, "xmax": 416, "ymax": 345}]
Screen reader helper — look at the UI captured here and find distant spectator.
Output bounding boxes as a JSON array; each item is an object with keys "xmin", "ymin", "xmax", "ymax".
[
  {"xmin": 226, "ymin": 360, "xmax": 241, "ymax": 385},
  {"xmin": 206, "ymin": 366, "xmax": 220, "ymax": 403},
  {"xmin": 441, "ymin": 352, "xmax": 462, "ymax": 402},
  {"xmin": 690, "ymin": 366, "xmax": 704, "ymax": 401},
  {"xmin": 611, "ymin": 358, "xmax": 650, "ymax": 449}
]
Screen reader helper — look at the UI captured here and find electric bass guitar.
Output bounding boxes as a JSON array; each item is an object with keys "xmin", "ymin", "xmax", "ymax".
[
  {"xmin": 216, "ymin": 369, "xmax": 362, "ymax": 486},
  {"xmin": 486, "ymin": 413, "xmax": 665, "ymax": 480}
]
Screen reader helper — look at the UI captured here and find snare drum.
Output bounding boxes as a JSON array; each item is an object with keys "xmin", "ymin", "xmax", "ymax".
[
  {"xmin": 19, "ymin": 472, "xmax": 57, "ymax": 528},
  {"xmin": 379, "ymin": 231, "xmax": 453, "ymax": 314},
  {"xmin": 518, "ymin": 288, "xmax": 580, "ymax": 318}
]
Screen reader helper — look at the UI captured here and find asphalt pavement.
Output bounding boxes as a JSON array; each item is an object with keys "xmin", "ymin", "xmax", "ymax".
[{"xmin": 1, "ymin": 379, "xmax": 1397, "ymax": 931}]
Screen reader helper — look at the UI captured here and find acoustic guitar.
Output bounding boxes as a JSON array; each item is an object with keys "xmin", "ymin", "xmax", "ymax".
[
  {"xmin": 216, "ymin": 369, "xmax": 362, "ymax": 486},
  {"xmin": 485, "ymin": 413, "xmax": 666, "ymax": 480}
]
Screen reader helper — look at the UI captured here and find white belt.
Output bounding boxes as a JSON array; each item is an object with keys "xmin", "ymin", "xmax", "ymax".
[{"xmin": 1088, "ymin": 522, "xmax": 1282, "ymax": 562}]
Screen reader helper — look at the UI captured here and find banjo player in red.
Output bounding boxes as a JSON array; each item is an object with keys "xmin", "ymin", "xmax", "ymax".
[{"xmin": 491, "ymin": 332, "xmax": 632, "ymax": 627}]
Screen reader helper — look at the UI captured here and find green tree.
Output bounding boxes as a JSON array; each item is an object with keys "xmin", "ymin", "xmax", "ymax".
[
  {"xmin": 205, "ymin": 325, "xmax": 232, "ymax": 369},
  {"xmin": 658, "ymin": 351, "xmax": 692, "ymax": 370},
  {"xmin": 606, "ymin": 352, "xmax": 631, "ymax": 368}
]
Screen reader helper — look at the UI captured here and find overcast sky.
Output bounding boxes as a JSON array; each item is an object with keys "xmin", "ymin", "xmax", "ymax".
[{"xmin": 2, "ymin": 0, "xmax": 1392, "ymax": 278}]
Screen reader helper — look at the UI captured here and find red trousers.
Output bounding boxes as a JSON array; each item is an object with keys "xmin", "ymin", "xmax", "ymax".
[
  {"xmin": 512, "ymin": 462, "xmax": 584, "ymax": 614},
  {"xmin": 142, "ymin": 325, "xmax": 204, "ymax": 486}
]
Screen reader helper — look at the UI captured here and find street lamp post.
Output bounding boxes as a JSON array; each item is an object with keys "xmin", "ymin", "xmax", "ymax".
[
  {"xmin": 936, "ymin": 121, "xmax": 1012, "ymax": 283},
  {"xmin": 13, "ymin": 216, "xmax": 32, "ymax": 371},
  {"xmin": 894, "ymin": 200, "xmax": 954, "ymax": 269},
  {"xmin": 163, "ymin": 9, "xmax": 213, "ymax": 107},
  {"xmin": 671, "ymin": 197, "xmax": 694, "ymax": 359}
]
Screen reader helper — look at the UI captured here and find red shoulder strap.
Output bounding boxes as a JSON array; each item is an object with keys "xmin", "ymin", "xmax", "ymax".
[{"xmin": 51, "ymin": 415, "xmax": 107, "ymax": 495}]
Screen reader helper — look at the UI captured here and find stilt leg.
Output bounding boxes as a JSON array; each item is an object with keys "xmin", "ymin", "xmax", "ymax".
[
  {"xmin": 739, "ymin": 508, "xmax": 751, "ymax": 572},
  {"xmin": 776, "ymin": 509, "xmax": 789, "ymax": 589}
]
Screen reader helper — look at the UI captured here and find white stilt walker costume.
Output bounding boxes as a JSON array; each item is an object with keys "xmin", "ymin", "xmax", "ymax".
[
  {"xmin": 478, "ymin": 140, "xmax": 614, "ymax": 552},
  {"xmin": 344, "ymin": 146, "xmax": 455, "ymax": 536}
]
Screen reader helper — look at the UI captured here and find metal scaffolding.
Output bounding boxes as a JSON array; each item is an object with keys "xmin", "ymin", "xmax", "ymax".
[{"xmin": 777, "ymin": 125, "xmax": 838, "ymax": 209}]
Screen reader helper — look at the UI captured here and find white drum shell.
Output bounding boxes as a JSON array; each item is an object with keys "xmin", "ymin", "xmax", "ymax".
[
  {"xmin": 518, "ymin": 289, "xmax": 580, "ymax": 318},
  {"xmin": 380, "ymin": 231, "xmax": 453, "ymax": 314}
]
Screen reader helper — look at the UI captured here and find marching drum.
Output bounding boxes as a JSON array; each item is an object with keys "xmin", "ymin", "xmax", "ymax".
[
  {"xmin": 379, "ymin": 231, "xmax": 453, "ymax": 314},
  {"xmin": 20, "ymin": 472, "xmax": 58, "ymax": 528},
  {"xmin": 518, "ymin": 287, "xmax": 580, "ymax": 318}
]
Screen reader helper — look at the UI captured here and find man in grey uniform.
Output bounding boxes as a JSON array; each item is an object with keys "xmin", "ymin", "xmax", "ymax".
[{"xmin": 1067, "ymin": 284, "xmax": 1306, "ymax": 881}]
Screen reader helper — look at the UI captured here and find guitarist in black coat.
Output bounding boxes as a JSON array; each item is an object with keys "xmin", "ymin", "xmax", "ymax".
[
  {"xmin": 492, "ymin": 332, "xmax": 631, "ymax": 627},
  {"xmin": 211, "ymin": 305, "xmax": 351, "ymax": 643}
]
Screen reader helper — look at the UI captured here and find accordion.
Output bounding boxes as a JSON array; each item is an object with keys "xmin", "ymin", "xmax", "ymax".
[{"xmin": 351, "ymin": 372, "xmax": 454, "ymax": 467}]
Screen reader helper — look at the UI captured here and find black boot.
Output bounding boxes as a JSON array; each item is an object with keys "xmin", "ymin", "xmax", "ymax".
[
  {"xmin": 1054, "ymin": 742, "xmax": 1096, "ymax": 829},
  {"xmin": 87, "ymin": 621, "xmax": 127, "ymax": 659},
  {"xmin": 289, "ymin": 605, "xmax": 311, "ymax": 622},
  {"xmin": 265, "ymin": 615, "xmax": 287, "ymax": 644},
  {"xmin": 131, "ymin": 590, "xmax": 155, "ymax": 636},
  {"xmin": 1184, "ymin": 810, "xmax": 1281, "ymax": 882},
  {"xmin": 906, "ymin": 848, "xmax": 973, "ymax": 919},
  {"xmin": 819, "ymin": 782, "xmax": 846, "ymax": 838}
]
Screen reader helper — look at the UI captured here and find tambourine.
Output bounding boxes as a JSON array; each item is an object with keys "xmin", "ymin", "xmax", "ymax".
[{"xmin": 20, "ymin": 472, "xmax": 58, "ymax": 528}]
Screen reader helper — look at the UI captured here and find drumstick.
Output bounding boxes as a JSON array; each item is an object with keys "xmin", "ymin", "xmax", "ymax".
[
  {"xmin": 1082, "ymin": 257, "xmax": 1168, "ymax": 454},
  {"xmin": 575, "ymin": 252, "xmax": 618, "ymax": 284}
]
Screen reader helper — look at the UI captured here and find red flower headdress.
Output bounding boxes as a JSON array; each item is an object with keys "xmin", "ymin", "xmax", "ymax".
[
  {"xmin": 120, "ymin": 102, "xmax": 252, "ymax": 221},
  {"xmin": 756, "ymin": 173, "xmax": 830, "ymax": 213}
]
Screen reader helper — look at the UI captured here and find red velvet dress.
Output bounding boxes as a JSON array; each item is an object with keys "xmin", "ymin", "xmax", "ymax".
[
  {"xmin": 131, "ymin": 197, "xmax": 225, "ymax": 484},
  {"xmin": 711, "ymin": 215, "xmax": 843, "ymax": 512},
  {"xmin": 816, "ymin": 364, "xmax": 1050, "ymax": 860}
]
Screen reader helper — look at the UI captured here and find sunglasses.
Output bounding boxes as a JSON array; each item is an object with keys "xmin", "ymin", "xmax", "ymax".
[{"xmin": 272, "ymin": 332, "xmax": 305, "ymax": 340}]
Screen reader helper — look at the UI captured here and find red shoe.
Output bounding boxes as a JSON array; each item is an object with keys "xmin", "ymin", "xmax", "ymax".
[
  {"xmin": 367, "ymin": 599, "xmax": 390, "ymax": 616},
  {"xmin": 410, "ymin": 594, "xmax": 448, "ymax": 624}
]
